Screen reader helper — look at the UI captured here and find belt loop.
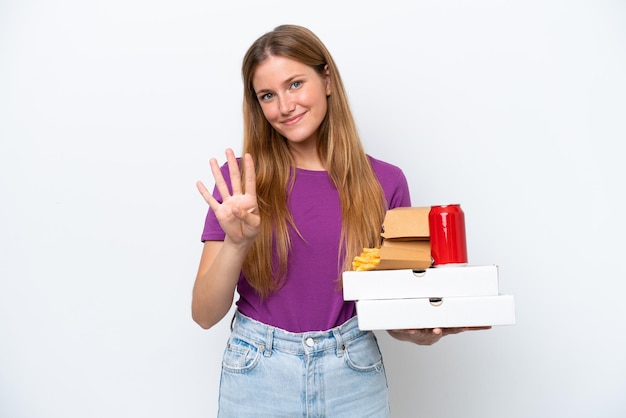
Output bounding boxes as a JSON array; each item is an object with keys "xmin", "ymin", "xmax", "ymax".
[
  {"xmin": 264, "ymin": 326, "xmax": 274, "ymax": 357},
  {"xmin": 332, "ymin": 328, "xmax": 345, "ymax": 358}
]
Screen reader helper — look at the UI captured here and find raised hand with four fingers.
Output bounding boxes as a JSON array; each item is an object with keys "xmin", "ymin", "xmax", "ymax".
[{"xmin": 196, "ymin": 148, "xmax": 260, "ymax": 246}]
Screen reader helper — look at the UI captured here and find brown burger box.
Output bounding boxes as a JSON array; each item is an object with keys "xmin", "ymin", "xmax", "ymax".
[
  {"xmin": 376, "ymin": 206, "xmax": 432, "ymax": 270},
  {"xmin": 380, "ymin": 206, "xmax": 430, "ymax": 240}
]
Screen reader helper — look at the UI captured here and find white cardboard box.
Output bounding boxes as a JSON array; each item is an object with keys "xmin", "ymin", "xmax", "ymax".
[
  {"xmin": 354, "ymin": 294, "xmax": 516, "ymax": 330},
  {"xmin": 343, "ymin": 265, "xmax": 500, "ymax": 301}
]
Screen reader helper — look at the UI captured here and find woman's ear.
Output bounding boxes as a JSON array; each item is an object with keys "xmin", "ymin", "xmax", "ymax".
[{"xmin": 324, "ymin": 64, "xmax": 331, "ymax": 96}]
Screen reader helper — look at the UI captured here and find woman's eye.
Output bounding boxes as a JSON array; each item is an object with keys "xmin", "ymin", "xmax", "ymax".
[
  {"xmin": 290, "ymin": 81, "xmax": 302, "ymax": 89},
  {"xmin": 259, "ymin": 93, "xmax": 274, "ymax": 102}
]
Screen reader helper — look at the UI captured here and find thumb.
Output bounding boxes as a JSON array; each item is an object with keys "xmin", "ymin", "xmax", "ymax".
[{"xmin": 232, "ymin": 206, "xmax": 257, "ymax": 219}]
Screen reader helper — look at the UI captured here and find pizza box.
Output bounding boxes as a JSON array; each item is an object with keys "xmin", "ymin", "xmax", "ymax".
[
  {"xmin": 354, "ymin": 294, "xmax": 516, "ymax": 330},
  {"xmin": 343, "ymin": 264, "xmax": 499, "ymax": 301}
]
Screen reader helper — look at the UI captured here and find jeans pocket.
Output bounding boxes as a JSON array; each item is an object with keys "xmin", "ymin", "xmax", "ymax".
[
  {"xmin": 343, "ymin": 332, "xmax": 384, "ymax": 373},
  {"xmin": 221, "ymin": 336, "xmax": 262, "ymax": 374}
]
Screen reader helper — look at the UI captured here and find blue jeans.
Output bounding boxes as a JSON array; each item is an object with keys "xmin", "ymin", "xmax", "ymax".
[{"xmin": 217, "ymin": 310, "xmax": 390, "ymax": 418}]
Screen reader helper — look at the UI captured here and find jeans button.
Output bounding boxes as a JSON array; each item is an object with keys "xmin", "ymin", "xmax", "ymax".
[{"xmin": 305, "ymin": 337, "xmax": 314, "ymax": 347}]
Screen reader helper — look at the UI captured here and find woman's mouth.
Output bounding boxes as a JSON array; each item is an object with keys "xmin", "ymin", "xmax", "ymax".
[{"xmin": 281, "ymin": 112, "xmax": 305, "ymax": 125}]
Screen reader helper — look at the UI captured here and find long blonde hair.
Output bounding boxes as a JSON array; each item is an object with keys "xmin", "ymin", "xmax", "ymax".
[{"xmin": 240, "ymin": 25, "xmax": 386, "ymax": 297}]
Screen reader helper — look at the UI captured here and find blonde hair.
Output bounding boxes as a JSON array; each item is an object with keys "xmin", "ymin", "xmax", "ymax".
[{"xmin": 240, "ymin": 24, "xmax": 387, "ymax": 297}]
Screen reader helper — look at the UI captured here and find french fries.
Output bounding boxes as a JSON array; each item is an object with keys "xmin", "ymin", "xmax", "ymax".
[{"xmin": 352, "ymin": 247, "xmax": 381, "ymax": 271}]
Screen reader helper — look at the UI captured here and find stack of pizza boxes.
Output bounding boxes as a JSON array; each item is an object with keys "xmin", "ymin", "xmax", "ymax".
[{"xmin": 342, "ymin": 207, "xmax": 516, "ymax": 331}]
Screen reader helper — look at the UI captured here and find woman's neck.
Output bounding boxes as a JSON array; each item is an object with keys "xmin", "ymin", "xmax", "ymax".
[{"xmin": 288, "ymin": 141, "xmax": 325, "ymax": 171}]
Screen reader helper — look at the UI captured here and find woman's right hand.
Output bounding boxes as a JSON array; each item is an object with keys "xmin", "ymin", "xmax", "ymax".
[{"xmin": 196, "ymin": 148, "xmax": 260, "ymax": 246}]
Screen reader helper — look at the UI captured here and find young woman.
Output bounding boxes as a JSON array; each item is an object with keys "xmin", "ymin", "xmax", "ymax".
[{"xmin": 193, "ymin": 24, "xmax": 463, "ymax": 417}]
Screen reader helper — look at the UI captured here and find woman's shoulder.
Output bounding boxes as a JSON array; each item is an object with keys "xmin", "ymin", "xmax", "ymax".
[
  {"xmin": 367, "ymin": 155, "xmax": 411, "ymax": 207},
  {"xmin": 367, "ymin": 155, "xmax": 405, "ymax": 176}
]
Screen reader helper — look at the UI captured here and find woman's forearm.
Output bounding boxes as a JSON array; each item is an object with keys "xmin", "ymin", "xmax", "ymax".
[{"xmin": 191, "ymin": 239, "xmax": 251, "ymax": 329}]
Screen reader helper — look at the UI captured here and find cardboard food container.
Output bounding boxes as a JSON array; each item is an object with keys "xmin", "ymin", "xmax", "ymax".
[
  {"xmin": 377, "ymin": 240, "xmax": 432, "ymax": 270},
  {"xmin": 343, "ymin": 264, "xmax": 500, "ymax": 301},
  {"xmin": 376, "ymin": 206, "xmax": 432, "ymax": 270},
  {"xmin": 354, "ymin": 294, "xmax": 516, "ymax": 330},
  {"xmin": 380, "ymin": 206, "xmax": 430, "ymax": 240}
]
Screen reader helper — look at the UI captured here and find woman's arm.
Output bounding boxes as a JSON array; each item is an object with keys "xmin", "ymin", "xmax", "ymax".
[
  {"xmin": 191, "ymin": 149, "xmax": 260, "ymax": 329},
  {"xmin": 192, "ymin": 239, "xmax": 251, "ymax": 329}
]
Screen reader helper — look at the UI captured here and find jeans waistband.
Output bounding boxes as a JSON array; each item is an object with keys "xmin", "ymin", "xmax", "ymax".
[{"xmin": 230, "ymin": 310, "xmax": 366, "ymax": 357}]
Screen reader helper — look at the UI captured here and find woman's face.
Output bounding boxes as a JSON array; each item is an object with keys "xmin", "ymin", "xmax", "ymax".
[{"xmin": 252, "ymin": 55, "xmax": 331, "ymax": 146}]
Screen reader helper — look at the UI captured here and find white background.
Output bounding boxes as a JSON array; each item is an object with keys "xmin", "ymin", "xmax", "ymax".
[{"xmin": 1, "ymin": 1, "xmax": 625, "ymax": 417}]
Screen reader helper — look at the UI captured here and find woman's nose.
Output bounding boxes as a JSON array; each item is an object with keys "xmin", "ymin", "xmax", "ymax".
[{"xmin": 279, "ymin": 96, "xmax": 295, "ymax": 115}]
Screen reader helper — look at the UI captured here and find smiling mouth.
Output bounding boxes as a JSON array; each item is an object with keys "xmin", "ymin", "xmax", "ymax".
[{"xmin": 281, "ymin": 113, "xmax": 305, "ymax": 125}]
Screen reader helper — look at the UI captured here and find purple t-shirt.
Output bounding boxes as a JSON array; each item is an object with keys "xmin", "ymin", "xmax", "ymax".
[{"xmin": 201, "ymin": 155, "xmax": 411, "ymax": 332}]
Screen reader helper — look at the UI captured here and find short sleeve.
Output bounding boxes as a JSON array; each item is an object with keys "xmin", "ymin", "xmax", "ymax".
[{"xmin": 368, "ymin": 155, "xmax": 412, "ymax": 209}]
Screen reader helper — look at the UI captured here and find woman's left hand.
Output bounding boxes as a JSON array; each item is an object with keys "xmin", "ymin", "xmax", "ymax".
[{"xmin": 387, "ymin": 326, "xmax": 491, "ymax": 346}]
